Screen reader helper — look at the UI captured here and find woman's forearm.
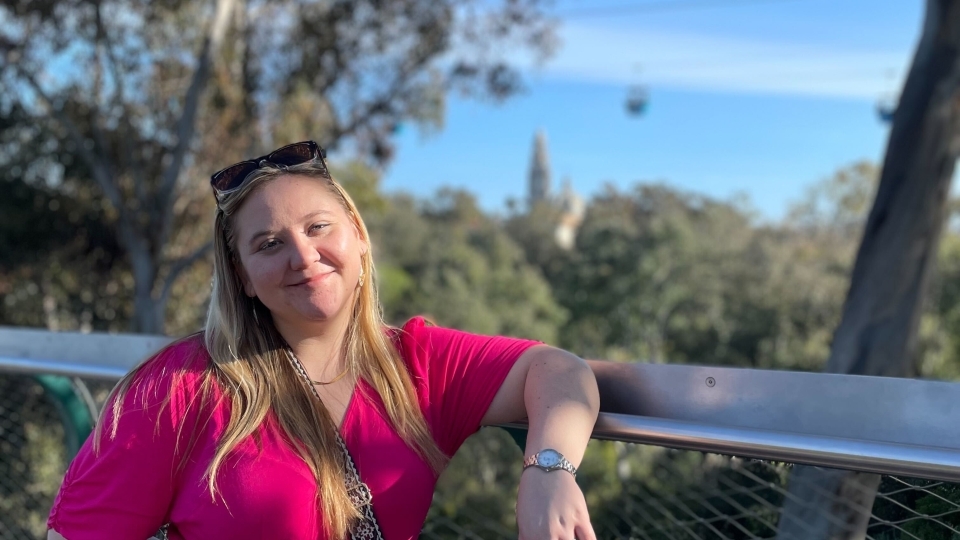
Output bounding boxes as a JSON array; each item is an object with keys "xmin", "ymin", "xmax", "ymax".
[{"xmin": 521, "ymin": 348, "xmax": 600, "ymax": 466}]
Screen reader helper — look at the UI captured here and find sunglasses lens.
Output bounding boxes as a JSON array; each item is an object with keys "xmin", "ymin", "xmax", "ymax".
[
  {"xmin": 212, "ymin": 162, "xmax": 259, "ymax": 192},
  {"xmin": 210, "ymin": 142, "xmax": 325, "ymax": 194},
  {"xmin": 268, "ymin": 142, "xmax": 317, "ymax": 166}
]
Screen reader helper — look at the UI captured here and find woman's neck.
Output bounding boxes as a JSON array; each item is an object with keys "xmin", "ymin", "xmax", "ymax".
[{"xmin": 273, "ymin": 311, "xmax": 352, "ymax": 378}]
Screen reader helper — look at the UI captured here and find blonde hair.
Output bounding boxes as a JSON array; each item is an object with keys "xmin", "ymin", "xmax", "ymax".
[{"xmin": 99, "ymin": 161, "xmax": 446, "ymax": 539}]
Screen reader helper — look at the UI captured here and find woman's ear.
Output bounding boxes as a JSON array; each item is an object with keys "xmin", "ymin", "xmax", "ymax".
[{"xmin": 349, "ymin": 211, "xmax": 369, "ymax": 256}]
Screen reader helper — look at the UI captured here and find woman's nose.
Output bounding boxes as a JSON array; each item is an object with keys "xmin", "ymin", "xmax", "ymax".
[{"xmin": 288, "ymin": 235, "xmax": 317, "ymax": 270}]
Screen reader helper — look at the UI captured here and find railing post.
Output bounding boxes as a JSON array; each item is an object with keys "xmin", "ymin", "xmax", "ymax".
[{"xmin": 32, "ymin": 375, "xmax": 97, "ymax": 458}]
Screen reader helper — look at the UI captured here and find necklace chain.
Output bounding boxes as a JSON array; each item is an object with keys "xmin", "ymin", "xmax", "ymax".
[{"xmin": 311, "ymin": 364, "xmax": 351, "ymax": 385}]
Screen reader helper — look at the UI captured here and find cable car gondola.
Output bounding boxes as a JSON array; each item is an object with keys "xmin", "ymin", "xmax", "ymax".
[
  {"xmin": 625, "ymin": 85, "xmax": 649, "ymax": 117},
  {"xmin": 876, "ymin": 99, "xmax": 897, "ymax": 124}
]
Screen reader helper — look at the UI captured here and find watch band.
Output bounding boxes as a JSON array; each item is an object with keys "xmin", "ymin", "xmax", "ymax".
[{"xmin": 523, "ymin": 449, "xmax": 578, "ymax": 477}]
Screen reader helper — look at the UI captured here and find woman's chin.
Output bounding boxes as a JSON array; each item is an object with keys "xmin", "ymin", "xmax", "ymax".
[
  {"xmin": 281, "ymin": 303, "xmax": 348, "ymax": 325},
  {"xmin": 271, "ymin": 291, "xmax": 347, "ymax": 321}
]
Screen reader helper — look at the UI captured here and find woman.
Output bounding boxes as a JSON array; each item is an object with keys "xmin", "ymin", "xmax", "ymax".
[{"xmin": 47, "ymin": 141, "xmax": 599, "ymax": 540}]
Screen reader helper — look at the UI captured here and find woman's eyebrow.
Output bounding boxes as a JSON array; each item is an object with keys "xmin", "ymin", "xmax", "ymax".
[{"xmin": 300, "ymin": 210, "xmax": 334, "ymax": 222}]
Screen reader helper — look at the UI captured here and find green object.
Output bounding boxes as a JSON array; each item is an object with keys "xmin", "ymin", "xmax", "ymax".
[{"xmin": 33, "ymin": 374, "xmax": 96, "ymax": 458}]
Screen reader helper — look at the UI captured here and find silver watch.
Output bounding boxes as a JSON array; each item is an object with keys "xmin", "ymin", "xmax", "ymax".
[{"xmin": 523, "ymin": 449, "xmax": 577, "ymax": 477}]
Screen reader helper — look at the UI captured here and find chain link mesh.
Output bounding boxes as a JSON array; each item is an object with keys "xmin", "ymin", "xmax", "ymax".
[
  {"xmin": 0, "ymin": 374, "xmax": 69, "ymax": 540},
  {"xmin": 3, "ymin": 373, "xmax": 960, "ymax": 540},
  {"xmin": 423, "ymin": 432, "xmax": 960, "ymax": 540}
]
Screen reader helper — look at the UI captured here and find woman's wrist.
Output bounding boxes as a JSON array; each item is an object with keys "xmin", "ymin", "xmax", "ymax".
[{"xmin": 523, "ymin": 448, "xmax": 578, "ymax": 477}]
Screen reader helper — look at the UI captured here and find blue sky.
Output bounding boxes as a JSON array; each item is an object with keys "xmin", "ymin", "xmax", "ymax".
[{"xmin": 374, "ymin": 0, "xmax": 925, "ymax": 222}]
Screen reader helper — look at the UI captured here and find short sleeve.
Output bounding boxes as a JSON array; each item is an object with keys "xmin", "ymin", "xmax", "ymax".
[
  {"xmin": 48, "ymin": 337, "xmax": 209, "ymax": 540},
  {"xmin": 396, "ymin": 317, "xmax": 541, "ymax": 456}
]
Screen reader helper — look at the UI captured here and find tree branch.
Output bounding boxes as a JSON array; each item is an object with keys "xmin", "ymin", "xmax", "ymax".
[
  {"xmin": 329, "ymin": 70, "xmax": 413, "ymax": 142},
  {"xmin": 158, "ymin": 240, "xmax": 214, "ymax": 307},
  {"xmin": 9, "ymin": 58, "xmax": 124, "ymax": 212},
  {"xmin": 325, "ymin": 38, "xmax": 443, "ymax": 144},
  {"xmin": 156, "ymin": 0, "xmax": 237, "ymax": 247},
  {"xmin": 94, "ymin": 0, "xmax": 148, "ymax": 205}
]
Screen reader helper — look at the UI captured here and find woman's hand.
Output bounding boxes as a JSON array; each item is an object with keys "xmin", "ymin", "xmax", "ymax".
[{"xmin": 516, "ymin": 468, "xmax": 596, "ymax": 540}]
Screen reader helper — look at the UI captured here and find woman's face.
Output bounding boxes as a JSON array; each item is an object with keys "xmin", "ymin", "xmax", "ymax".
[{"xmin": 232, "ymin": 174, "xmax": 367, "ymax": 330}]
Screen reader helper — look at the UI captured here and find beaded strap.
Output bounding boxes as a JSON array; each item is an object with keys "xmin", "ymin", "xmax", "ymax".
[{"xmin": 285, "ymin": 348, "xmax": 384, "ymax": 540}]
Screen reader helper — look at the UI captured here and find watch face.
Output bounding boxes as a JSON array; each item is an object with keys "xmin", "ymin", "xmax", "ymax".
[{"xmin": 538, "ymin": 449, "xmax": 561, "ymax": 467}]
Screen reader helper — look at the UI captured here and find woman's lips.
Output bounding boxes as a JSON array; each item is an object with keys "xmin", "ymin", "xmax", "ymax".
[{"xmin": 289, "ymin": 272, "xmax": 333, "ymax": 287}]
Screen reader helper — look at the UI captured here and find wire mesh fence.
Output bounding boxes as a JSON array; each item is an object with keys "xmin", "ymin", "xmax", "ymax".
[
  {"xmin": 0, "ymin": 374, "xmax": 112, "ymax": 540},
  {"xmin": 426, "ymin": 431, "xmax": 960, "ymax": 540},
  {"xmin": 1, "ymin": 374, "xmax": 69, "ymax": 540},
  {"xmin": 3, "ymin": 372, "xmax": 960, "ymax": 540}
]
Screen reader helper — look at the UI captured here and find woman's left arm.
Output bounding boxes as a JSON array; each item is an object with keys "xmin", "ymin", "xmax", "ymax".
[{"xmin": 482, "ymin": 345, "xmax": 600, "ymax": 540}]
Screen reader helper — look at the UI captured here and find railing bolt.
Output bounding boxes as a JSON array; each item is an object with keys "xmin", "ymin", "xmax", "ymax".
[{"xmin": 706, "ymin": 377, "xmax": 716, "ymax": 387}]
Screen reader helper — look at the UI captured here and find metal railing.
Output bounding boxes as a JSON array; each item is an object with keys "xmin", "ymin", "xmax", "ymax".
[{"xmin": 3, "ymin": 327, "xmax": 960, "ymax": 539}]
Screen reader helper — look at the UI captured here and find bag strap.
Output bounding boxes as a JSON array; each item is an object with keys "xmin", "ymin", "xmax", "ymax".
[
  {"xmin": 286, "ymin": 348, "xmax": 385, "ymax": 540},
  {"xmin": 336, "ymin": 430, "xmax": 383, "ymax": 539}
]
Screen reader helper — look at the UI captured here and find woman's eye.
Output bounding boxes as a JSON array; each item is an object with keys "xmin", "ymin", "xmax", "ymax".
[
  {"xmin": 258, "ymin": 239, "xmax": 279, "ymax": 251},
  {"xmin": 309, "ymin": 223, "xmax": 329, "ymax": 233}
]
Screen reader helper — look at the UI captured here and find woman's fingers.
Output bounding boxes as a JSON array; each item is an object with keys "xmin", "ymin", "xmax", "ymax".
[
  {"xmin": 575, "ymin": 520, "xmax": 598, "ymax": 540},
  {"xmin": 518, "ymin": 520, "xmax": 594, "ymax": 540}
]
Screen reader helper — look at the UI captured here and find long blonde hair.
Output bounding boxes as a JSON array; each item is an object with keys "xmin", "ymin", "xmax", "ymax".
[{"xmin": 100, "ymin": 162, "xmax": 446, "ymax": 539}]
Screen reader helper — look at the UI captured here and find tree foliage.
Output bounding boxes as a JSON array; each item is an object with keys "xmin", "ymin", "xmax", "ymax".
[
  {"xmin": 371, "ymin": 188, "xmax": 565, "ymax": 343},
  {"xmin": 0, "ymin": 0, "xmax": 556, "ymax": 333}
]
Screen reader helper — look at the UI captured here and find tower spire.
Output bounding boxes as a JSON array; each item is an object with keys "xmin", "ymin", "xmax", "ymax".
[{"xmin": 528, "ymin": 130, "xmax": 551, "ymax": 207}]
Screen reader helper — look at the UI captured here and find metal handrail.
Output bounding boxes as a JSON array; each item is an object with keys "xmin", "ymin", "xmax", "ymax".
[
  {"xmin": 590, "ymin": 414, "xmax": 960, "ymax": 482},
  {"xmin": 0, "ymin": 355, "xmax": 130, "ymax": 380},
  {"xmin": 3, "ymin": 353, "xmax": 960, "ymax": 483},
  {"xmin": 500, "ymin": 415, "xmax": 960, "ymax": 483}
]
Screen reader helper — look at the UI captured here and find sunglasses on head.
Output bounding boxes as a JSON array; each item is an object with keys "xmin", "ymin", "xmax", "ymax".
[{"xmin": 209, "ymin": 141, "xmax": 328, "ymax": 194}]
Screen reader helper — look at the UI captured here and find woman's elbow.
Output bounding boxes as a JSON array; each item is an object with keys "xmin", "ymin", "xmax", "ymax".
[{"xmin": 533, "ymin": 348, "xmax": 599, "ymax": 406}]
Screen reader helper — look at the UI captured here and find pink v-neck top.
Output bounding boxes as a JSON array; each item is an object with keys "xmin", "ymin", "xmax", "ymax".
[{"xmin": 48, "ymin": 317, "xmax": 539, "ymax": 540}]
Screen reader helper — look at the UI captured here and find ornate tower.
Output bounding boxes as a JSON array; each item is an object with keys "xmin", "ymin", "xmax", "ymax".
[
  {"xmin": 528, "ymin": 130, "xmax": 551, "ymax": 207},
  {"xmin": 555, "ymin": 177, "xmax": 585, "ymax": 250}
]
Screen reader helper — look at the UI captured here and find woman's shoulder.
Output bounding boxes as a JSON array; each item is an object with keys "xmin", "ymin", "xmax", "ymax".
[
  {"xmin": 117, "ymin": 333, "xmax": 214, "ymax": 410},
  {"xmin": 390, "ymin": 316, "xmax": 436, "ymax": 354},
  {"xmin": 93, "ymin": 334, "xmax": 219, "ymax": 454},
  {"xmin": 390, "ymin": 316, "xmax": 495, "ymax": 366},
  {"xmin": 397, "ymin": 315, "xmax": 431, "ymax": 331},
  {"xmin": 134, "ymin": 333, "xmax": 210, "ymax": 382},
  {"xmin": 390, "ymin": 316, "xmax": 543, "ymax": 370}
]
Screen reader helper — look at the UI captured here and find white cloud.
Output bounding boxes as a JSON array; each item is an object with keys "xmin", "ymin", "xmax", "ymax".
[{"xmin": 525, "ymin": 22, "xmax": 912, "ymax": 100}]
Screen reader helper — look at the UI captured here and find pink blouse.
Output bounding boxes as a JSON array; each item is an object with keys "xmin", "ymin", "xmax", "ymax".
[{"xmin": 48, "ymin": 317, "xmax": 539, "ymax": 539}]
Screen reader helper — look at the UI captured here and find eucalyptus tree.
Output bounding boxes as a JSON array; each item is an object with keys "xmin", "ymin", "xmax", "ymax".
[
  {"xmin": 0, "ymin": 0, "xmax": 556, "ymax": 333},
  {"xmin": 776, "ymin": 1, "xmax": 960, "ymax": 538}
]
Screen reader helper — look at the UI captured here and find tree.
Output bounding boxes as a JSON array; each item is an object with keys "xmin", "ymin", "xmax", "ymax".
[
  {"xmin": 502, "ymin": 176, "xmax": 875, "ymax": 373},
  {"xmin": 0, "ymin": 131, "xmax": 132, "ymax": 332},
  {"xmin": 750, "ymin": 163, "xmax": 877, "ymax": 372},
  {"xmin": 776, "ymin": 1, "xmax": 960, "ymax": 538},
  {"xmin": 369, "ymin": 188, "xmax": 566, "ymax": 343},
  {"xmin": 0, "ymin": 0, "xmax": 557, "ymax": 333},
  {"xmin": 536, "ymin": 183, "xmax": 759, "ymax": 363},
  {"xmin": 920, "ymin": 219, "xmax": 960, "ymax": 381}
]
